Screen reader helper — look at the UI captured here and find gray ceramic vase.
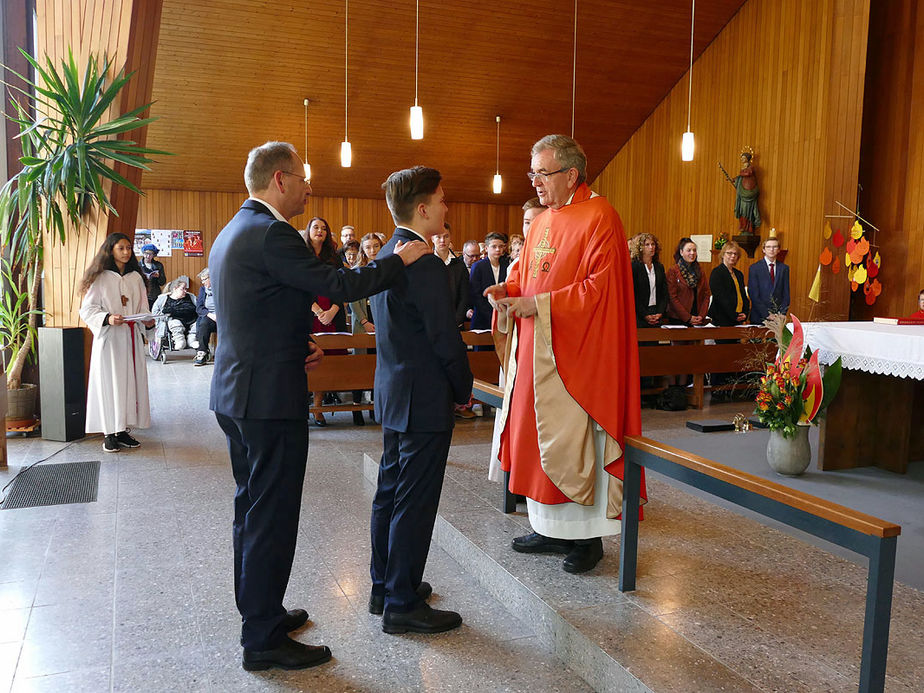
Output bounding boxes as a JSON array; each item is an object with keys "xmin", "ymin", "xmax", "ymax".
[{"xmin": 766, "ymin": 426, "xmax": 811, "ymax": 476}]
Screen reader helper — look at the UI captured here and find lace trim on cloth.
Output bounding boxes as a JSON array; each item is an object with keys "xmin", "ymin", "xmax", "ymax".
[{"xmin": 816, "ymin": 350, "xmax": 924, "ymax": 380}]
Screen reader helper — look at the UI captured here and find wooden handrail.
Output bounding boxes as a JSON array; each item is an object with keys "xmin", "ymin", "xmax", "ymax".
[{"xmin": 625, "ymin": 435, "xmax": 901, "ymax": 539}]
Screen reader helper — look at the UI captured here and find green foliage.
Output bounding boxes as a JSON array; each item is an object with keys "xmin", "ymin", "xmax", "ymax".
[
  {"xmin": 0, "ymin": 258, "xmax": 41, "ymax": 371},
  {"xmin": 0, "ymin": 47, "xmax": 170, "ymax": 388}
]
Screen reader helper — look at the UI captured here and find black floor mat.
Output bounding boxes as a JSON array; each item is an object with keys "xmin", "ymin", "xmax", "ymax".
[{"xmin": 2, "ymin": 461, "xmax": 101, "ymax": 509}]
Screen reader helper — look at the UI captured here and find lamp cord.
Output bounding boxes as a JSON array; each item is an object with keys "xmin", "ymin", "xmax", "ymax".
[
  {"xmin": 687, "ymin": 0, "xmax": 695, "ymax": 131},
  {"xmin": 571, "ymin": 0, "xmax": 577, "ymax": 138},
  {"xmin": 345, "ymin": 0, "xmax": 349, "ymax": 139}
]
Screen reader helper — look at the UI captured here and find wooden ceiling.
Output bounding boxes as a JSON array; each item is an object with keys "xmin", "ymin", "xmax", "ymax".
[{"xmin": 143, "ymin": 0, "xmax": 746, "ymax": 205}]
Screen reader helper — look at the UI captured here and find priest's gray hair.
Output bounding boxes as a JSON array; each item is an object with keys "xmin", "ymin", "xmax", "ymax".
[
  {"xmin": 531, "ymin": 134, "xmax": 587, "ymax": 185},
  {"xmin": 244, "ymin": 141, "xmax": 300, "ymax": 194}
]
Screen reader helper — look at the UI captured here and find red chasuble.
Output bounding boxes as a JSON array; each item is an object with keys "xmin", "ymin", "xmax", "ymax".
[{"xmin": 498, "ymin": 184, "xmax": 646, "ymax": 512}]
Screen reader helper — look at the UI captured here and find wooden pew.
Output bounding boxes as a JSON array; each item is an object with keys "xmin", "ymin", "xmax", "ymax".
[
  {"xmin": 308, "ymin": 332, "xmax": 499, "ymax": 417},
  {"xmin": 636, "ymin": 325, "xmax": 775, "ymax": 408},
  {"xmin": 620, "ymin": 435, "xmax": 901, "ymax": 693}
]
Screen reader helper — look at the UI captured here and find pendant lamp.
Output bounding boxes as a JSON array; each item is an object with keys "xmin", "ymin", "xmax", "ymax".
[
  {"xmin": 303, "ymin": 98, "xmax": 311, "ymax": 181},
  {"xmin": 681, "ymin": 0, "xmax": 695, "ymax": 161},
  {"xmin": 341, "ymin": 0, "xmax": 352, "ymax": 167},
  {"xmin": 493, "ymin": 116, "xmax": 502, "ymax": 194},
  {"xmin": 409, "ymin": 0, "xmax": 424, "ymax": 139}
]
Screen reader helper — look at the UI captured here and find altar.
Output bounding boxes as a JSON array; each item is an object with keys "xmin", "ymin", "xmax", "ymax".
[{"xmin": 801, "ymin": 322, "xmax": 924, "ymax": 474}]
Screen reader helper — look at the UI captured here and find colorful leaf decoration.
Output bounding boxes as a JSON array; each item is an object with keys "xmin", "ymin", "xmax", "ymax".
[
  {"xmin": 831, "ymin": 260, "xmax": 840, "ymax": 274},
  {"xmin": 819, "ymin": 246, "xmax": 833, "ymax": 265},
  {"xmin": 846, "ymin": 238, "xmax": 856, "ymax": 254},
  {"xmin": 873, "ymin": 251, "xmax": 881, "ymax": 268},
  {"xmin": 871, "ymin": 278, "xmax": 882, "ymax": 296},
  {"xmin": 845, "ymin": 251, "xmax": 851, "ymax": 267},
  {"xmin": 819, "ymin": 357, "xmax": 843, "ymax": 413},
  {"xmin": 832, "ymin": 229, "xmax": 845, "ymax": 248},
  {"xmin": 865, "ymin": 291, "xmax": 876, "ymax": 305},
  {"xmin": 799, "ymin": 350, "xmax": 824, "ymax": 423},
  {"xmin": 851, "ymin": 280, "xmax": 859, "ymax": 292},
  {"xmin": 854, "ymin": 265, "xmax": 868, "ymax": 284},
  {"xmin": 780, "ymin": 315, "xmax": 805, "ymax": 377},
  {"xmin": 867, "ymin": 261, "xmax": 879, "ymax": 278},
  {"xmin": 823, "ymin": 221, "xmax": 832, "ymax": 239},
  {"xmin": 855, "ymin": 237, "xmax": 870, "ymax": 256},
  {"xmin": 851, "ymin": 220, "xmax": 864, "ymax": 239}
]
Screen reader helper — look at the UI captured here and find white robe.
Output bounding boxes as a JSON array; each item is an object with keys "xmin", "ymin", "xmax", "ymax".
[{"xmin": 79, "ymin": 270, "xmax": 152, "ymax": 435}]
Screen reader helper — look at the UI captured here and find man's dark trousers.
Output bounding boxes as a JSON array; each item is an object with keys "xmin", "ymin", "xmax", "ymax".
[
  {"xmin": 370, "ymin": 427, "xmax": 453, "ymax": 612},
  {"xmin": 216, "ymin": 413, "xmax": 307, "ymax": 650}
]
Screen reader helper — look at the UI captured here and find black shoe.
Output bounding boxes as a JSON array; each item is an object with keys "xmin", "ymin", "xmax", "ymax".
[
  {"xmin": 242, "ymin": 636, "xmax": 331, "ymax": 671},
  {"xmin": 382, "ymin": 603, "xmax": 461, "ymax": 634},
  {"xmin": 368, "ymin": 410, "xmax": 376, "ymax": 423},
  {"xmin": 194, "ymin": 350, "xmax": 207, "ymax": 366},
  {"xmin": 103, "ymin": 434, "xmax": 120, "ymax": 453},
  {"xmin": 114, "ymin": 431, "xmax": 140, "ymax": 448},
  {"xmin": 562, "ymin": 538, "xmax": 603, "ymax": 574},
  {"xmin": 368, "ymin": 582, "xmax": 432, "ymax": 615},
  {"xmin": 511, "ymin": 532, "xmax": 575, "ymax": 554},
  {"xmin": 352, "ymin": 411, "xmax": 365, "ymax": 426},
  {"xmin": 314, "ymin": 414, "xmax": 327, "ymax": 427},
  {"xmin": 282, "ymin": 608, "xmax": 309, "ymax": 631}
]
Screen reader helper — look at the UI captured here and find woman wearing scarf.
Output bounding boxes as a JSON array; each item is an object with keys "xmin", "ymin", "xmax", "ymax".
[{"xmin": 666, "ymin": 237, "xmax": 710, "ymax": 326}]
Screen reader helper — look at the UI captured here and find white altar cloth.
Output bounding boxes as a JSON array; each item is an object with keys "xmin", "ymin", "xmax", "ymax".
[{"xmin": 799, "ymin": 321, "xmax": 924, "ymax": 380}]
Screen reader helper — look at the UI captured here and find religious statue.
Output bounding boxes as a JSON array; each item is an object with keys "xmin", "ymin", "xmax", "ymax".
[{"xmin": 718, "ymin": 146, "xmax": 761, "ymax": 234}]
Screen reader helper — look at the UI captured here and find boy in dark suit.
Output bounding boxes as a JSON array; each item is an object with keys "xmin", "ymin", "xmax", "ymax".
[
  {"xmin": 209, "ymin": 142, "xmax": 428, "ymax": 671},
  {"xmin": 369, "ymin": 166, "xmax": 473, "ymax": 634},
  {"xmin": 747, "ymin": 236, "xmax": 790, "ymax": 324}
]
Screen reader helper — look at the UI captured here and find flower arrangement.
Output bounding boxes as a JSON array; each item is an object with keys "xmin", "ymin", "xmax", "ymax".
[
  {"xmin": 755, "ymin": 315, "xmax": 842, "ymax": 438},
  {"xmin": 714, "ymin": 233, "xmax": 729, "ymax": 251}
]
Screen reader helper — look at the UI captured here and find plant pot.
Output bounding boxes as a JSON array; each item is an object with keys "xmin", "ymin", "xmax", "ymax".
[
  {"xmin": 766, "ymin": 426, "xmax": 811, "ymax": 476},
  {"xmin": 6, "ymin": 383, "xmax": 38, "ymax": 427}
]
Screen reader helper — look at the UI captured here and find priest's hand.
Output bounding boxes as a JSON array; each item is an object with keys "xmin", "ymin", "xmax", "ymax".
[
  {"xmin": 394, "ymin": 240, "xmax": 430, "ymax": 266},
  {"xmin": 109, "ymin": 314, "xmax": 125, "ymax": 326},
  {"xmin": 483, "ymin": 283, "xmax": 507, "ymax": 305},
  {"xmin": 305, "ymin": 342, "xmax": 324, "ymax": 372},
  {"xmin": 497, "ymin": 296, "xmax": 537, "ymax": 319},
  {"xmin": 142, "ymin": 319, "xmax": 155, "ymax": 329}
]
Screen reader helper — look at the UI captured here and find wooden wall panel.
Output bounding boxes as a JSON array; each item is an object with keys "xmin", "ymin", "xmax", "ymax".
[
  {"xmin": 135, "ymin": 189, "xmax": 523, "ymax": 295},
  {"xmin": 853, "ymin": 0, "xmax": 924, "ymax": 320},
  {"xmin": 591, "ymin": 0, "xmax": 870, "ymax": 322},
  {"xmin": 35, "ymin": 0, "xmax": 164, "ymax": 327}
]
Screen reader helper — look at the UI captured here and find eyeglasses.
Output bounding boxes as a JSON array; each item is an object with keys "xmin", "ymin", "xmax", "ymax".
[
  {"xmin": 279, "ymin": 170, "xmax": 311, "ymax": 183},
  {"xmin": 527, "ymin": 168, "xmax": 568, "ymax": 183}
]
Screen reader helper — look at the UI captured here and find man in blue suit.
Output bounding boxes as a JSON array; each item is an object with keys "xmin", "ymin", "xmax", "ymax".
[
  {"xmin": 369, "ymin": 166, "xmax": 474, "ymax": 634},
  {"xmin": 209, "ymin": 142, "xmax": 428, "ymax": 671},
  {"xmin": 469, "ymin": 232, "xmax": 510, "ymax": 330},
  {"xmin": 747, "ymin": 236, "xmax": 790, "ymax": 324}
]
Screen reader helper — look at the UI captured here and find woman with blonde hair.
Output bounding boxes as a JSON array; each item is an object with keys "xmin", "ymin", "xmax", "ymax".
[{"xmin": 629, "ymin": 233, "xmax": 668, "ymax": 328}]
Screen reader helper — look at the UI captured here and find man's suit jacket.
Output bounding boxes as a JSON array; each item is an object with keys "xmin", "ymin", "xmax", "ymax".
[
  {"xmin": 208, "ymin": 199, "xmax": 404, "ymax": 420},
  {"xmin": 708, "ymin": 263, "xmax": 751, "ymax": 326},
  {"xmin": 747, "ymin": 259, "xmax": 790, "ymax": 324},
  {"xmin": 445, "ymin": 255, "xmax": 471, "ymax": 327},
  {"xmin": 370, "ymin": 227, "xmax": 473, "ymax": 433},
  {"xmin": 468, "ymin": 256, "xmax": 509, "ymax": 329},
  {"xmin": 630, "ymin": 259, "xmax": 668, "ymax": 327}
]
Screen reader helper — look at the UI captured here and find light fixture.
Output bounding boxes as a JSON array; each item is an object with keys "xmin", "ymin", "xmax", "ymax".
[
  {"xmin": 681, "ymin": 0, "xmax": 695, "ymax": 161},
  {"xmin": 303, "ymin": 98, "xmax": 311, "ymax": 181},
  {"xmin": 571, "ymin": 0, "xmax": 577, "ymax": 137},
  {"xmin": 409, "ymin": 0, "xmax": 424, "ymax": 139},
  {"xmin": 493, "ymin": 115, "xmax": 502, "ymax": 194},
  {"xmin": 340, "ymin": 0, "xmax": 352, "ymax": 167}
]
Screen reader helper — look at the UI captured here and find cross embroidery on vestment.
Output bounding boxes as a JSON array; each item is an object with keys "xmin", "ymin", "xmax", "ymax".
[{"xmin": 530, "ymin": 227, "xmax": 557, "ymax": 278}]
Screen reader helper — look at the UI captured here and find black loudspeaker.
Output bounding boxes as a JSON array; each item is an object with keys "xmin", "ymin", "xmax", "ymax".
[{"xmin": 38, "ymin": 327, "xmax": 87, "ymax": 441}]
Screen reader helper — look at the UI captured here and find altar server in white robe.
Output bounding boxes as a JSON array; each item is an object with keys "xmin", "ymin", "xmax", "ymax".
[{"xmin": 79, "ymin": 233, "xmax": 156, "ymax": 453}]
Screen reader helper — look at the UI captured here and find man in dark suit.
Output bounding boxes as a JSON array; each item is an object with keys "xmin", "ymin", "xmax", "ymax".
[
  {"xmin": 209, "ymin": 142, "xmax": 428, "ymax": 671},
  {"xmin": 369, "ymin": 166, "xmax": 473, "ymax": 634},
  {"xmin": 747, "ymin": 236, "xmax": 790, "ymax": 324},
  {"xmin": 468, "ymin": 232, "xmax": 510, "ymax": 330}
]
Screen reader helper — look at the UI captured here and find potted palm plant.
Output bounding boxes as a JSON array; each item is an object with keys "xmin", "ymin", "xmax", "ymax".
[{"xmin": 0, "ymin": 48, "xmax": 167, "ymax": 426}]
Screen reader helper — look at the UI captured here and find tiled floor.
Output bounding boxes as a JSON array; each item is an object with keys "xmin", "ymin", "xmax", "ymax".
[
  {"xmin": 1, "ymin": 355, "xmax": 922, "ymax": 692},
  {"xmin": 0, "ymin": 357, "xmax": 587, "ymax": 693}
]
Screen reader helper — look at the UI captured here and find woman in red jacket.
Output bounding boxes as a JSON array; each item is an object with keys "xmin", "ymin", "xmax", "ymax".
[{"xmin": 666, "ymin": 237, "xmax": 710, "ymax": 325}]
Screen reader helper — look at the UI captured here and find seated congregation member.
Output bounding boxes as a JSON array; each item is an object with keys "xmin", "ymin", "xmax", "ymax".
[
  {"xmin": 748, "ymin": 235, "xmax": 789, "ymax": 324},
  {"xmin": 194, "ymin": 267, "xmax": 217, "ymax": 366},
  {"xmin": 303, "ymin": 216, "xmax": 347, "ymax": 426},
  {"xmin": 369, "ymin": 166, "xmax": 473, "ymax": 634},
  {"xmin": 152, "ymin": 277, "xmax": 199, "ymax": 350},
  {"xmin": 666, "ymin": 237, "xmax": 710, "ymax": 326},
  {"xmin": 139, "ymin": 243, "xmax": 166, "ymax": 308},
  {"xmin": 708, "ymin": 241, "xmax": 750, "ymax": 398},
  {"xmin": 469, "ymin": 232, "xmax": 509, "ymax": 330},
  {"xmin": 432, "ymin": 223, "xmax": 470, "ymax": 328},
  {"xmin": 629, "ymin": 233, "xmax": 668, "ymax": 328}
]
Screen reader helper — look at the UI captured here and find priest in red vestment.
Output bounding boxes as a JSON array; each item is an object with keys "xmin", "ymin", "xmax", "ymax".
[{"xmin": 486, "ymin": 134, "xmax": 647, "ymax": 574}]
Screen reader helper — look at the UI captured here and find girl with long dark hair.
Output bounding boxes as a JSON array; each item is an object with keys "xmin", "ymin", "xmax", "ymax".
[{"xmin": 79, "ymin": 233, "xmax": 156, "ymax": 453}]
